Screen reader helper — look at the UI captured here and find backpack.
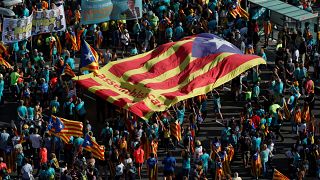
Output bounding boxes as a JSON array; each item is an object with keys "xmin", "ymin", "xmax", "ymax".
[{"xmin": 52, "ymin": 106, "xmax": 57, "ymax": 114}]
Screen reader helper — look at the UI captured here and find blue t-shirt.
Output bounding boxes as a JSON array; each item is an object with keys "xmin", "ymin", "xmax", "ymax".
[
  {"xmin": 41, "ymin": 83, "xmax": 49, "ymax": 93},
  {"xmin": 16, "ymin": 153, "xmax": 24, "ymax": 166},
  {"xmin": 13, "ymin": 42, "xmax": 19, "ymax": 52},
  {"xmin": 165, "ymin": 27, "xmax": 173, "ymax": 39},
  {"xmin": 200, "ymin": 153, "xmax": 210, "ymax": 168},
  {"xmin": 17, "ymin": 106, "xmax": 28, "ymax": 119},
  {"xmin": 260, "ymin": 150, "xmax": 269, "ymax": 163},
  {"xmin": 23, "ymin": 8, "xmax": 30, "ymax": 17},
  {"xmin": 147, "ymin": 157, "xmax": 157, "ymax": 168},
  {"xmin": 50, "ymin": 100, "xmax": 60, "ymax": 110},
  {"xmin": 163, "ymin": 156, "xmax": 176, "ymax": 172},
  {"xmin": 76, "ymin": 102, "xmax": 86, "ymax": 116},
  {"xmin": 27, "ymin": 107, "xmax": 34, "ymax": 119},
  {"xmin": 64, "ymin": 102, "xmax": 75, "ymax": 115},
  {"xmin": 65, "ymin": 58, "xmax": 75, "ymax": 70},
  {"xmin": 177, "ymin": 108, "xmax": 185, "ymax": 123},
  {"xmin": 274, "ymin": 81, "xmax": 284, "ymax": 94},
  {"xmin": 182, "ymin": 157, "xmax": 191, "ymax": 169},
  {"xmin": 174, "ymin": 26, "xmax": 184, "ymax": 40},
  {"xmin": 252, "ymin": 137, "xmax": 261, "ymax": 151},
  {"xmin": 73, "ymin": 137, "xmax": 84, "ymax": 149},
  {"xmin": 43, "ymin": 69, "xmax": 50, "ymax": 83}
]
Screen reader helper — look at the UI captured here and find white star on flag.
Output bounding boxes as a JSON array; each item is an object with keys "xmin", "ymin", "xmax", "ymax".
[
  {"xmin": 59, "ymin": 124, "xmax": 63, "ymax": 129},
  {"xmin": 85, "ymin": 53, "xmax": 93, "ymax": 60},
  {"xmin": 203, "ymin": 37, "xmax": 233, "ymax": 49},
  {"xmin": 48, "ymin": 122, "xmax": 53, "ymax": 127},
  {"xmin": 86, "ymin": 140, "xmax": 90, "ymax": 145}
]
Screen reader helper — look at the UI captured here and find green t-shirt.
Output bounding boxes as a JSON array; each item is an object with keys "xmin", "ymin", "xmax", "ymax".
[
  {"xmin": 10, "ymin": 72, "xmax": 20, "ymax": 86},
  {"xmin": 269, "ymin": 104, "xmax": 280, "ymax": 115},
  {"xmin": 245, "ymin": 91, "xmax": 252, "ymax": 101}
]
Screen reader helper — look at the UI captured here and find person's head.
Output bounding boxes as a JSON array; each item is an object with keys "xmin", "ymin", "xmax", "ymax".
[
  {"xmin": 127, "ymin": 0, "xmax": 135, "ymax": 10},
  {"xmin": 19, "ymin": 100, "xmax": 24, "ymax": 106},
  {"xmin": 166, "ymin": 151, "xmax": 172, "ymax": 157},
  {"xmin": 234, "ymin": 172, "xmax": 239, "ymax": 178},
  {"xmin": 0, "ymin": 157, "xmax": 3, "ymax": 162}
]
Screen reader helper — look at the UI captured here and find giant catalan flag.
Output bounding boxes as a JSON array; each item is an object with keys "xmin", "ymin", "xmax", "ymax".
[
  {"xmin": 48, "ymin": 116, "xmax": 83, "ymax": 143},
  {"xmin": 75, "ymin": 33, "xmax": 265, "ymax": 120}
]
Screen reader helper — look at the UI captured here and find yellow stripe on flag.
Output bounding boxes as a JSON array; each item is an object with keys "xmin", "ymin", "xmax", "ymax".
[{"xmin": 120, "ymin": 39, "xmax": 194, "ymax": 81}]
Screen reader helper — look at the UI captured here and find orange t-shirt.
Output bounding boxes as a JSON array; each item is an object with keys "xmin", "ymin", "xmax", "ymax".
[
  {"xmin": 42, "ymin": 1, "xmax": 48, "ymax": 10},
  {"xmin": 39, "ymin": 148, "xmax": 48, "ymax": 164},
  {"xmin": 133, "ymin": 147, "xmax": 144, "ymax": 164}
]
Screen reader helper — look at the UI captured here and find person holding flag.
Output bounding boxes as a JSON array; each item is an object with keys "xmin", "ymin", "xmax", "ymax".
[{"xmin": 82, "ymin": 133, "xmax": 105, "ymax": 161}]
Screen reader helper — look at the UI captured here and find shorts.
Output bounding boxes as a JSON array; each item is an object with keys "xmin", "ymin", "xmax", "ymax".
[
  {"xmin": 182, "ymin": 168, "xmax": 190, "ymax": 176},
  {"xmin": 164, "ymin": 169, "xmax": 174, "ymax": 176},
  {"xmin": 135, "ymin": 162, "xmax": 142, "ymax": 168}
]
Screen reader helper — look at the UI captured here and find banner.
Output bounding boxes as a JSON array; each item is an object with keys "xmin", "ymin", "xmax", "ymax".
[
  {"xmin": 75, "ymin": 34, "xmax": 266, "ymax": 120},
  {"xmin": 81, "ymin": 0, "xmax": 142, "ymax": 25},
  {"xmin": 32, "ymin": 5, "xmax": 66, "ymax": 35},
  {"xmin": 2, "ymin": 14, "xmax": 32, "ymax": 43}
]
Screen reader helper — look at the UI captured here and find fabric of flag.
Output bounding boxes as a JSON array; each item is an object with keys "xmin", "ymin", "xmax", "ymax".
[
  {"xmin": 273, "ymin": 169, "xmax": 289, "ymax": 180},
  {"xmin": 80, "ymin": 39, "xmax": 99, "ymax": 74},
  {"xmin": 63, "ymin": 64, "xmax": 76, "ymax": 77},
  {"xmin": 170, "ymin": 122, "xmax": 182, "ymax": 141},
  {"xmin": 82, "ymin": 134, "xmax": 105, "ymax": 160},
  {"xmin": 0, "ymin": 56, "xmax": 12, "ymax": 69},
  {"xmin": 229, "ymin": 0, "xmax": 249, "ymax": 20},
  {"xmin": 65, "ymin": 31, "xmax": 79, "ymax": 51},
  {"xmin": 48, "ymin": 116, "xmax": 83, "ymax": 143},
  {"xmin": 74, "ymin": 33, "xmax": 266, "ymax": 120}
]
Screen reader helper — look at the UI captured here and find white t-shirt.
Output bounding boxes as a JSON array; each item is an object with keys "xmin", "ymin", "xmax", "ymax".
[
  {"xmin": 124, "ymin": 158, "xmax": 133, "ymax": 169},
  {"xmin": 29, "ymin": 134, "xmax": 42, "ymax": 148},
  {"xmin": 293, "ymin": 49, "xmax": 299, "ymax": 62},
  {"xmin": 298, "ymin": 123, "xmax": 307, "ymax": 133},
  {"xmin": 21, "ymin": 163, "xmax": 33, "ymax": 179},
  {"xmin": 115, "ymin": 163, "xmax": 125, "ymax": 176},
  {"xmin": 195, "ymin": 146, "xmax": 203, "ymax": 159}
]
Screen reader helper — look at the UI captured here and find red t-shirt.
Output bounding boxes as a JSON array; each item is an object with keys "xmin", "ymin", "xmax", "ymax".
[
  {"xmin": 0, "ymin": 162, "xmax": 7, "ymax": 171},
  {"xmin": 251, "ymin": 115, "xmax": 261, "ymax": 129},
  {"xmin": 39, "ymin": 147, "xmax": 48, "ymax": 164},
  {"xmin": 133, "ymin": 147, "xmax": 144, "ymax": 164}
]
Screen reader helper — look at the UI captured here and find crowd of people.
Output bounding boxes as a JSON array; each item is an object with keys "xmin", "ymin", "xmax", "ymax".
[{"xmin": 0, "ymin": 0, "xmax": 319, "ymax": 179}]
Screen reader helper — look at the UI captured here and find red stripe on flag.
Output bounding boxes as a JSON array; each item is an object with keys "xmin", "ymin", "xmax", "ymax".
[
  {"xmin": 109, "ymin": 42, "xmax": 177, "ymax": 77},
  {"xmin": 95, "ymin": 89, "xmax": 120, "ymax": 100},
  {"xmin": 162, "ymin": 54, "xmax": 259, "ymax": 99},
  {"xmin": 127, "ymin": 42, "xmax": 193, "ymax": 84},
  {"xmin": 144, "ymin": 52, "xmax": 222, "ymax": 89},
  {"xmin": 77, "ymin": 78, "xmax": 101, "ymax": 88},
  {"xmin": 113, "ymin": 98, "xmax": 133, "ymax": 108},
  {"xmin": 128, "ymin": 101, "xmax": 152, "ymax": 117}
]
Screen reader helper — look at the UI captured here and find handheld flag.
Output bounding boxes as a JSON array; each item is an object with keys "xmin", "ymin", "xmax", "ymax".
[
  {"xmin": 273, "ymin": 169, "xmax": 289, "ymax": 180},
  {"xmin": 82, "ymin": 134, "xmax": 105, "ymax": 160},
  {"xmin": 63, "ymin": 64, "xmax": 76, "ymax": 77},
  {"xmin": 65, "ymin": 31, "xmax": 79, "ymax": 51},
  {"xmin": 229, "ymin": 0, "xmax": 249, "ymax": 20},
  {"xmin": 80, "ymin": 39, "xmax": 99, "ymax": 74},
  {"xmin": 48, "ymin": 116, "xmax": 83, "ymax": 143},
  {"xmin": 75, "ymin": 33, "xmax": 265, "ymax": 120},
  {"xmin": 0, "ymin": 56, "xmax": 12, "ymax": 69}
]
